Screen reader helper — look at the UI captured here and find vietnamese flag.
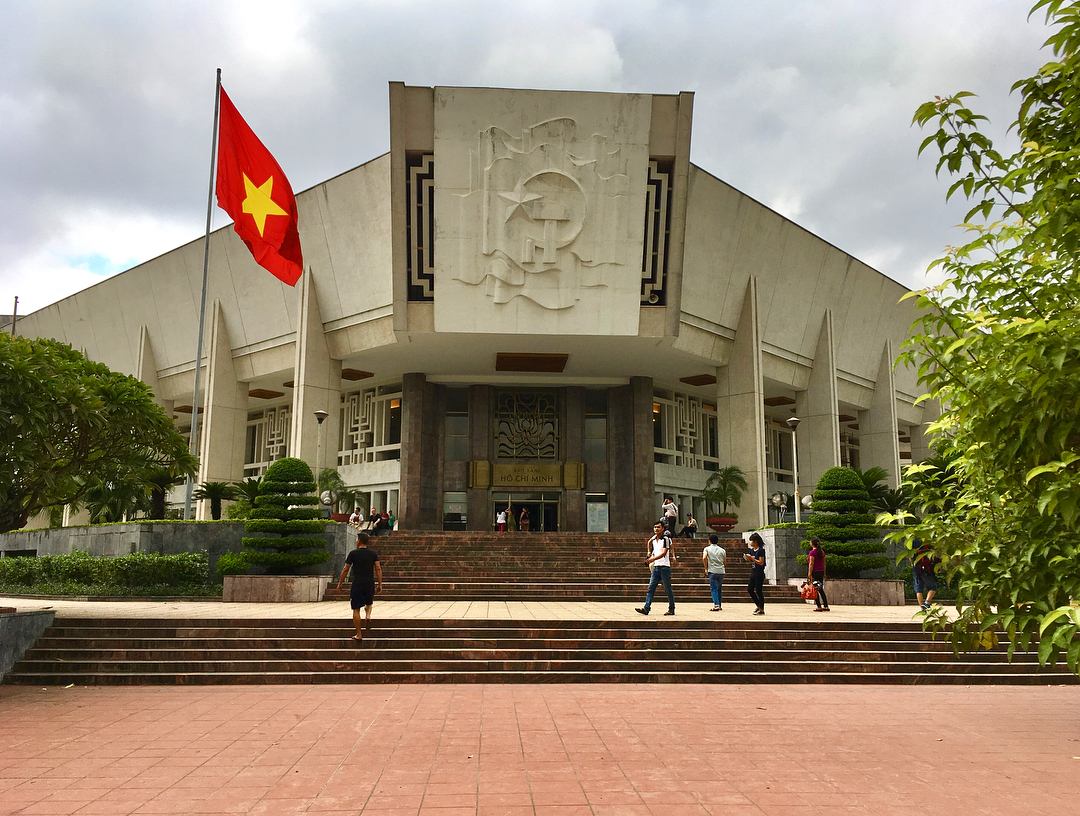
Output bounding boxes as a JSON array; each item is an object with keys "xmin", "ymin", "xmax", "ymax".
[{"xmin": 215, "ymin": 87, "xmax": 303, "ymax": 286}]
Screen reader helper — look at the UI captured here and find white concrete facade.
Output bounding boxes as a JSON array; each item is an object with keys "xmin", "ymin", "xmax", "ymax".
[{"xmin": 16, "ymin": 84, "xmax": 926, "ymax": 530}]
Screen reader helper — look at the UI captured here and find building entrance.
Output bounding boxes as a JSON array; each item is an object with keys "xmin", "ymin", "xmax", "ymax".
[{"xmin": 494, "ymin": 492, "xmax": 560, "ymax": 532}]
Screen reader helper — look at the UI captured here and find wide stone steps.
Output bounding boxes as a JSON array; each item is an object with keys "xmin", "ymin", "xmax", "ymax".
[
  {"xmin": 7, "ymin": 618, "xmax": 1076, "ymax": 686},
  {"xmin": 328, "ymin": 531, "xmax": 794, "ymax": 601}
]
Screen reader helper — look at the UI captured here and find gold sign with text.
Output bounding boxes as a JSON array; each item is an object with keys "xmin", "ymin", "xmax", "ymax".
[{"xmin": 492, "ymin": 463, "xmax": 562, "ymax": 488}]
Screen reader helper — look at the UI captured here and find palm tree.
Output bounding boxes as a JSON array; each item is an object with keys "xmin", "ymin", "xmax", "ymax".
[
  {"xmin": 192, "ymin": 481, "xmax": 239, "ymax": 520},
  {"xmin": 854, "ymin": 467, "xmax": 891, "ymax": 505},
  {"xmin": 700, "ymin": 465, "xmax": 748, "ymax": 517},
  {"xmin": 84, "ymin": 479, "xmax": 153, "ymax": 524},
  {"xmin": 317, "ymin": 468, "xmax": 359, "ymax": 514},
  {"xmin": 232, "ymin": 477, "xmax": 262, "ymax": 505}
]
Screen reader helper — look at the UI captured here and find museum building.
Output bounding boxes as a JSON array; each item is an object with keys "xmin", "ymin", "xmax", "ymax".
[{"xmin": 17, "ymin": 84, "xmax": 931, "ymax": 532}]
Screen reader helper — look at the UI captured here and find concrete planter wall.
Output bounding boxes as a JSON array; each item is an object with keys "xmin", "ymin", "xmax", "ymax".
[
  {"xmin": 223, "ymin": 575, "xmax": 330, "ymax": 603},
  {"xmin": 786, "ymin": 578, "xmax": 906, "ymax": 606},
  {"xmin": 0, "ymin": 610, "xmax": 56, "ymax": 681},
  {"xmin": 745, "ymin": 526, "xmax": 808, "ymax": 585},
  {"xmin": 0, "ymin": 522, "xmax": 352, "ymax": 579}
]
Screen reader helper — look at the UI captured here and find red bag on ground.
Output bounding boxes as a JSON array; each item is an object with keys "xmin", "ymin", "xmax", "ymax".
[{"xmin": 800, "ymin": 581, "xmax": 818, "ymax": 601}]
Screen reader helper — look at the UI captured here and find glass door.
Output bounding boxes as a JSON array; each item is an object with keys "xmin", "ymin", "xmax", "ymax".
[{"xmin": 493, "ymin": 492, "xmax": 560, "ymax": 532}]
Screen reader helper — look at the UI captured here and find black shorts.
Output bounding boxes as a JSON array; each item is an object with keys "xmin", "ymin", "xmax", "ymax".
[{"xmin": 350, "ymin": 581, "xmax": 375, "ymax": 609}]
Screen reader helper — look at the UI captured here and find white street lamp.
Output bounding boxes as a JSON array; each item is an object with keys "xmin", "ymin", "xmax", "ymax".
[{"xmin": 786, "ymin": 416, "xmax": 802, "ymax": 524}]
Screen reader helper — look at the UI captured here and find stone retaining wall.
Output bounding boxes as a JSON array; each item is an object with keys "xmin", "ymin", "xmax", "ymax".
[
  {"xmin": 0, "ymin": 523, "xmax": 352, "ymax": 577},
  {"xmin": 0, "ymin": 609, "xmax": 56, "ymax": 681}
]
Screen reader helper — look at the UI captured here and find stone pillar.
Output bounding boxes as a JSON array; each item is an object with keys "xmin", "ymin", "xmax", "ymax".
[
  {"xmin": 400, "ymin": 373, "xmax": 441, "ymax": 529},
  {"xmin": 563, "ymin": 386, "xmax": 586, "ymax": 531},
  {"xmin": 289, "ymin": 272, "xmax": 343, "ymax": 480},
  {"xmin": 859, "ymin": 341, "xmax": 901, "ymax": 488},
  {"xmin": 908, "ymin": 398, "xmax": 939, "ymax": 464},
  {"xmin": 197, "ymin": 301, "xmax": 248, "ymax": 519},
  {"xmin": 137, "ymin": 325, "xmax": 170, "ymax": 412},
  {"xmin": 466, "ymin": 385, "xmax": 492, "ymax": 531},
  {"xmin": 796, "ymin": 309, "xmax": 841, "ymax": 494},
  {"xmin": 608, "ymin": 377, "xmax": 656, "ymax": 532},
  {"xmin": 716, "ymin": 278, "xmax": 767, "ymax": 530}
]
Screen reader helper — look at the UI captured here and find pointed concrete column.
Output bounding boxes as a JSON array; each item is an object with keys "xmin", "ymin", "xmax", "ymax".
[
  {"xmin": 290, "ymin": 272, "xmax": 343, "ymax": 480},
  {"xmin": 908, "ymin": 398, "xmax": 940, "ymax": 464},
  {"xmin": 716, "ymin": 278, "xmax": 767, "ymax": 530},
  {"xmin": 137, "ymin": 326, "xmax": 170, "ymax": 412},
  {"xmin": 197, "ymin": 300, "xmax": 248, "ymax": 519},
  {"xmin": 859, "ymin": 340, "xmax": 901, "ymax": 488},
  {"xmin": 795, "ymin": 310, "xmax": 841, "ymax": 493}
]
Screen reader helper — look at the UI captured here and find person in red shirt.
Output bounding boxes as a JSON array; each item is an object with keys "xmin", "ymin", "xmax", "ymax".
[{"xmin": 807, "ymin": 536, "xmax": 830, "ymax": 612}]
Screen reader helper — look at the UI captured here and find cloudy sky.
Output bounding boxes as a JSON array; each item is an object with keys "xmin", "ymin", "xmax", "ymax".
[{"xmin": 0, "ymin": 0, "xmax": 1055, "ymax": 316}]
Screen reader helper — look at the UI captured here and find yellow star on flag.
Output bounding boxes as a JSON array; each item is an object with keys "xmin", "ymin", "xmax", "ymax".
[{"xmin": 241, "ymin": 173, "xmax": 287, "ymax": 236}]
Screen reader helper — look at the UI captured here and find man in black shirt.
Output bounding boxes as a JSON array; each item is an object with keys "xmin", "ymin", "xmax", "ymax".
[{"xmin": 336, "ymin": 532, "xmax": 383, "ymax": 640}]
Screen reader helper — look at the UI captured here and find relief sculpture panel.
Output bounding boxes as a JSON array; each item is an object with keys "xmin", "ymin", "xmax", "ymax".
[{"xmin": 433, "ymin": 88, "xmax": 651, "ymax": 335}]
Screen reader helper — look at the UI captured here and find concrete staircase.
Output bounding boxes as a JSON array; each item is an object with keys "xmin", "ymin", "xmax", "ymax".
[
  {"xmin": 7, "ymin": 617, "xmax": 1076, "ymax": 685},
  {"xmin": 324, "ymin": 532, "xmax": 800, "ymax": 603}
]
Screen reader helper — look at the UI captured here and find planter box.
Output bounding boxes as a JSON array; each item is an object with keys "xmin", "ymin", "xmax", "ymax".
[
  {"xmin": 786, "ymin": 578, "xmax": 905, "ymax": 606},
  {"xmin": 223, "ymin": 575, "xmax": 329, "ymax": 603}
]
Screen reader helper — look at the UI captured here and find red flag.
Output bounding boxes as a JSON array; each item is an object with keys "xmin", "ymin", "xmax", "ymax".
[{"xmin": 215, "ymin": 87, "xmax": 303, "ymax": 286}]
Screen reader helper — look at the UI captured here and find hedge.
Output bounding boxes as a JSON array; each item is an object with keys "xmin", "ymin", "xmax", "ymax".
[
  {"xmin": 0, "ymin": 550, "xmax": 210, "ymax": 589},
  {"xmin": 805, "ymin": 466, "xmax": 887, "ymax": 577}
]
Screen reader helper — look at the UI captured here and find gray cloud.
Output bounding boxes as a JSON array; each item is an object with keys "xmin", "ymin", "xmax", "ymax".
[{"xmin": 0, "ymin": 0, "xmax": 1055, "ymax": 312}]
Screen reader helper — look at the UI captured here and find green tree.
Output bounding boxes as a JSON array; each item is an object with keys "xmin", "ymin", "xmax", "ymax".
[
  {"xmin": 0, "ymin": 334, "xmax": 195, "ymax": 533},
  {"xmin": 84, "ymin": 478, "xmax": 153, "ymax": 524},
  {"xmin": 897, "ymin": 0, "xmax": 1080, "ymax": 673},
  {"xmin": 241, "ymin": 458, "xmax": 329, "ymax": 573},
  {"xmin": 801, "ymin": 467, "xmax": 887, "ymax": 578},
  {"xmin": 192, "ymin": 481, "xmax": 239, "ymax": 521},
  {"xmin": 700, "ymin": 465, "xmax": 748, "ymax": 517}
]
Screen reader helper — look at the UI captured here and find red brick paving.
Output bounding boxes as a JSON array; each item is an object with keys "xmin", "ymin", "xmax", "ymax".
[{"xmin": 1, "ymin": 685, "xmax": 1077, "ymax": 815}]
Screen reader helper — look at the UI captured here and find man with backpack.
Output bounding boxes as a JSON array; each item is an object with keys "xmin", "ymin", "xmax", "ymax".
[{"xmin": 636, "ymin": 521, "xmax": 676, "ymax": 616}]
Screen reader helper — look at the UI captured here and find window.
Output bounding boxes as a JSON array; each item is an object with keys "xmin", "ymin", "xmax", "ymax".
[
  {"xmin": 445, "ymin": 387, "xmax": 469, "ymax": 461},
  {"xmin": 584, "ymin": 389, "xmax": 607, "ymax": 463}
]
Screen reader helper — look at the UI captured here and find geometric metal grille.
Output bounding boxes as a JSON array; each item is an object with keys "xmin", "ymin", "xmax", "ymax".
[
  {"xmin": 495, "ymin": 390, "xmax": 559, "ymax": 460},
  {"xmin": 338, "ymin": 385, "xmax": 403, "ymax": 465},
  {"xmin": 243, "ymin": 405, "xmax": 291, "ymax": 478},
  {"xmin": 653, "ymin": 389, "xmax": 719, "ymax": 471},
  {"xmin": 641, "ymin": 159, "xmax": 673, "ymax": 305},
  {"xmin": 406, "ymin": 152, "xmax": 435, "ymax": 301}
]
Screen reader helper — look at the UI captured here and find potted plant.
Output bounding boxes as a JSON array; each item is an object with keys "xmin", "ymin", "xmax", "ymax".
[{"xmin": 701, "ymin": 465, "xmax": 747, "ymax": 532}]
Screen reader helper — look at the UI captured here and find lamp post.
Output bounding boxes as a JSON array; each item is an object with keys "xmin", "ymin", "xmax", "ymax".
[
  {"xmin": 786, "ymin": 416, "xmax": 802, "ymax": 524},
  {"xmin": 314, "ymin": 410, "xmax": 329, "ymax": 519}
]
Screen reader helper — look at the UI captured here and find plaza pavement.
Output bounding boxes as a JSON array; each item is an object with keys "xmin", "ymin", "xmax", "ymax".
[
  {"xmin": 4, "ymin": 597, "xmax": 1078, "ymax": 816},
  {"xmin": 1, "ymin": 596, "xmax": 933, "ymax": 623}
]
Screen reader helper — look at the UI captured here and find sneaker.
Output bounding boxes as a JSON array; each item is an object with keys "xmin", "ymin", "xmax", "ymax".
[
  {"xmin": 663, "ymin": 610, "xmax": 675, "ymax": 616},
  {"xmin": 752, "ymin": 609, "xmax": 764, "ymax": 615},
  {"xmin": 920, "ymin": 602, "xmax": 930, "ymax": 611},
  {"xmin": 710, "ymin": 606, "xmax": 721, "ymax": 612},
  {"xmin": 635, "ymin": 607, "xmax": 649, "ymax": 615}
]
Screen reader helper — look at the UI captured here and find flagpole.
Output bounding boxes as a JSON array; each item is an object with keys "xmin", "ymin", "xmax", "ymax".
[{"xmin": 184, "ymin": 68, "xmax": 222, "ymax": 521}]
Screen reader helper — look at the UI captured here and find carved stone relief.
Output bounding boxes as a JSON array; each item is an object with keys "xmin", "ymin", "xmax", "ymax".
[{"xmin": 453, "ymin": 118, "xmax": 630, "ymax": 311}]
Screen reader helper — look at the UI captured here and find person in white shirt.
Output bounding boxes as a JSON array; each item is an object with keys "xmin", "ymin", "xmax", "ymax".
[
  {"xmin": 348, "ymin": 508, "xmax": 362, "ymax": 528},
  {"xmin": 496, "ymin": 508, "xmax": 508, "ymax": 532},
  {"xmin": 662, "ymin": 497, "xmax": 678, "ymax": 535},
  {"xmin": 635, "ymin": 521, "xmax": 675, "ymax": 616},
  {"xmin": 702, "ymin": 534, "xmax": 727, "ymax": 611}
]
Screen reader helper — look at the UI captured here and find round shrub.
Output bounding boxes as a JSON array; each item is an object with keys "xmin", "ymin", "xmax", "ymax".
[
  {"xmin": 240, "ymin": 458, "xmax": 330, "ymax": 574},
  {"xmin": 802, "ymin": 466, "xmax": 887, "ymax": 578}
]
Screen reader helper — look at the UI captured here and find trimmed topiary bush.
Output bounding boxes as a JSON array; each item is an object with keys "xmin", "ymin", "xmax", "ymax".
[
  {"xmin": 240, "ymin": 458, "xmax": 330, "ymax": 574},
  {"xmin": 799, "ymin": 466, "xmax": 888, "ymax": 577}
]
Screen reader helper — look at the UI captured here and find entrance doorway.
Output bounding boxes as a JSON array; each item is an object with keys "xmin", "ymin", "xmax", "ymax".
[{"xmin": 494, "ymin": 492, "xmax": 560, "ymax": 532}]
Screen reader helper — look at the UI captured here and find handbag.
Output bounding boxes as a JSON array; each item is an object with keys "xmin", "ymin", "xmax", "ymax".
[{"xmin": 800, "ymin": 580, "xmax": 818, "ymax": 601}]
